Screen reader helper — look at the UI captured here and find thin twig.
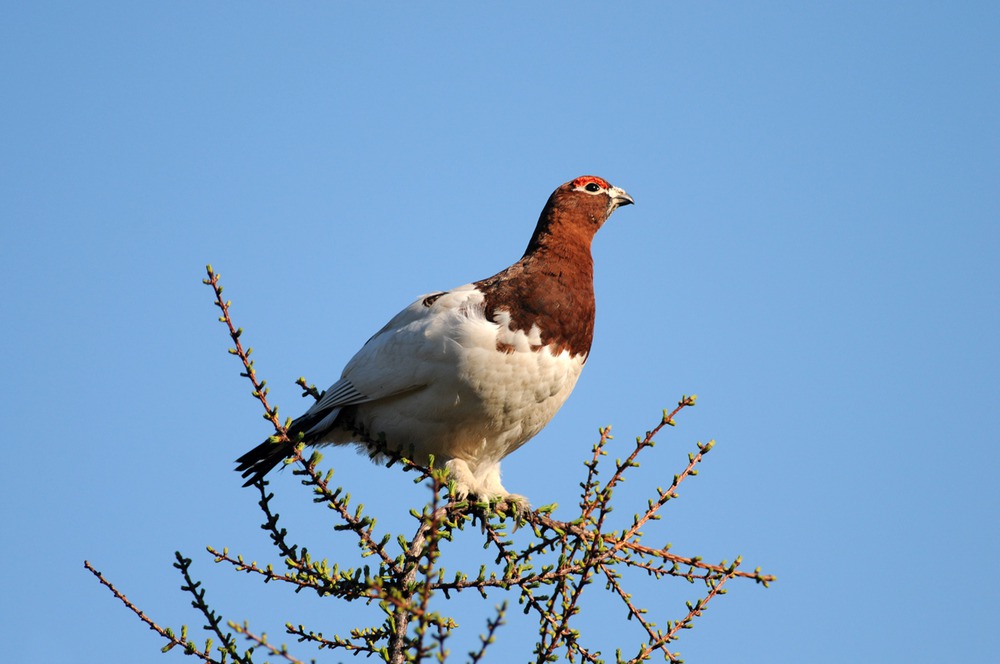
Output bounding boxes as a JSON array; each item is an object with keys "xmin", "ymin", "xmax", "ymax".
[
  {"xmin": 229, "ymin": 622, "xmax": 307, "ymax": 664},
  {"xmin": 84, "ymin": 561, "xmax": 231, "ymax": 664}
]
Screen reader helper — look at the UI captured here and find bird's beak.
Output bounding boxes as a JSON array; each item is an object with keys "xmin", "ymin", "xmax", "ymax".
[{"xmin": 609, "ymin": 186, "xmax": 634, "ymax": 209}]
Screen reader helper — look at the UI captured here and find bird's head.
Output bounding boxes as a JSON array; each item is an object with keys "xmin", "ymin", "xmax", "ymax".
[
  {"xmin": 524, "ymin": 176, "xmax": 634, "ymax": 256},
  {"xmin": 549, "ymin": 175, "xmax": 634, "ymax": 231},
  {"xmin": 564, "ymin": 175, "xmax": 635, "ymax": 217}
]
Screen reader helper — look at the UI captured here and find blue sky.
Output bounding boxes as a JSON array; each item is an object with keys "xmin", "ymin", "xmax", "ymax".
[{"xmin": 3, "ymin": 2, "xmax": 998, "ymax": 662}]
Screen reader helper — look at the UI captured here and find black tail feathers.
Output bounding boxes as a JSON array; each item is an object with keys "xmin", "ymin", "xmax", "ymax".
[
  {"xmin": 235, "ymin": 437, "xmax": 295, "ymax": 487},
  {"xmin": 235, "ymin": 405, "xmax": 343, "ymax": 487}
]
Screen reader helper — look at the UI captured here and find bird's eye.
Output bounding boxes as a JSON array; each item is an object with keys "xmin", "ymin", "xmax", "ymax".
[{"xmin": 585, "ymin": 182, "xmax": 601, "ymax": 192}]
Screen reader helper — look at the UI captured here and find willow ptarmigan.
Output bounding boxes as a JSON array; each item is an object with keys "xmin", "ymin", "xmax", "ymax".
[{"xmin": 236, "ymin": 176, "xmax": 634, "ymax": 506}]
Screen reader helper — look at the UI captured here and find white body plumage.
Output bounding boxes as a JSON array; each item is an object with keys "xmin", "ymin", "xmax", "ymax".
[{"xmin": 304, "ymin": 284, "xmax": 586, "ymax": 500}]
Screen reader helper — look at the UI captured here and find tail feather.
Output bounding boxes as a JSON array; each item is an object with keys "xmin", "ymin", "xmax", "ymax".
[
  {"xmin": 235, "ymin": 407, "xmax": 340, "ymax": 487},
  {"xmin": 235, "ymin": 437, "xmax": 295, "ymax": 487}
]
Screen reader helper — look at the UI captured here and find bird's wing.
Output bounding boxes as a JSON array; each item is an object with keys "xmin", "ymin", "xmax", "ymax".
[
  {"xmin": 300, "ymin": 284, "xmax": 488, "ymax": 434},
  {"xmin": 306, "ymin": 376, "xmax": 374, "ymax": 414}
]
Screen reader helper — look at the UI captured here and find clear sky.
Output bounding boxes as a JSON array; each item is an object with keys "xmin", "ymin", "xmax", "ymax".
[{"xmin": 3, "ymin": 3, "xmax": 998, "ymax": 662}]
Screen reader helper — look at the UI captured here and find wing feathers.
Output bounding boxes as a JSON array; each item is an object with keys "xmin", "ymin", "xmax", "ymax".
[{"xmin": 307, "ymin": 378, "xmax": 371, "ymax": 414}]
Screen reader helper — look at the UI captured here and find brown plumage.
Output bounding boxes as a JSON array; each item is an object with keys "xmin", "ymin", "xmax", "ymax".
[{"xmin": 475, "ymin": 176, "xmax": 620, "ymax": 357}]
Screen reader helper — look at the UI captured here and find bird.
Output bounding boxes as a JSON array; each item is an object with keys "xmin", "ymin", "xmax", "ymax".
[{"xmin": 236, "ymin": 176, "xmax": 634, "ymax": 507}]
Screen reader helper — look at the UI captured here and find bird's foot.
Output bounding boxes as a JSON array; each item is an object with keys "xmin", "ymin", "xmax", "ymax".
[
  {"xmin": 442, "ymin": 459, "xmax": 532, "ymax": 521},
  {"xmin": 492, "ymin": 493, "xmax": 531, "ymax": 517},
  {"xmin": 463, "ymin": 493, "xmax": 531, "ymax": 530}
]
